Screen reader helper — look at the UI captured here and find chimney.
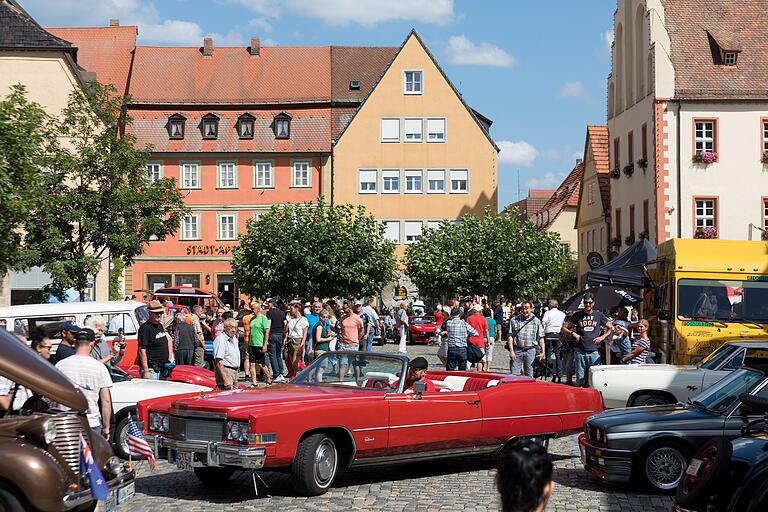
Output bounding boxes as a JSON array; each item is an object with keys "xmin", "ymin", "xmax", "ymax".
[
  {"xmin": 249, "ymin": 37, "xmax": 260, "ymax": 57},
  {"xmin": 203, "ymin": 37, "xmax": 214, "ymax": 58},
  {"xmin": 109, "ymin": 19, "xmax": 119, "ymax": 27},
  {"xmin": 576, "ymin": 158, "xmax": 583, "ymax": 165}
]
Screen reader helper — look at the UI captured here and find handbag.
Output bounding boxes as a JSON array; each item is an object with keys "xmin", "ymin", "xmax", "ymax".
[
  {"xmin": 466, "ymin": 343, "xmax": 484, "ymax": 364},
  {"xmin": 506, "ymin": 315, "xmax": 536, "ymax": 350}
]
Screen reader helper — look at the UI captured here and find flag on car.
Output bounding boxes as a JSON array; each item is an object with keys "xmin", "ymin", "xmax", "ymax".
[
  {"xmin": 79, "ymin": 434, "xmax": 109, "ymax": 501},
  {"xmin": 127, "ymin": 415, "xmax": 156, "ymax": 469}
]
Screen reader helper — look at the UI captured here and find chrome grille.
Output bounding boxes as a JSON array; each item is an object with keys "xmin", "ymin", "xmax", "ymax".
[
  {"xmin": 170, "ymin": 416, "xmax": 224, "ymax": 442},
  {"xmin": 51, "ymin": 413, "xmax": 87, "ymax": 474}
]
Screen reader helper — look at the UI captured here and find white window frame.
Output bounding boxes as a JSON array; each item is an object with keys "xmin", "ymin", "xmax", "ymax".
[
  {"xmin": 694, "ymin": 120, "xmax": 715, "ymax": 153},
  {"xmin": 253, "ymin": 161, "xmax": 274, "ymax": 189},
  {"xmin": 358, "ymin": 169, "xmax": 378, "ymax": 194},
  {"xmin": 426, "ymin": 220, "xmax": 441, "ymax": 231},
  {"xmin": 404, "ymin": 221, "xmax": 423, "ymax": 244},
  {"xmin": 403, "ymin": 70, "xmax": 423, "ymax": 95},
  {"xmin": 217, "ymin": 161, "xmax": 237, "ymax": 189},
  {"xmin": 381, "ymin": 169, "xmax": 400, "ymax": 194},
  {"xmin": 694, "ymin": 199, "xmax": 716, "ymax": 229},
  {"xmin": 449, "ymin": 169, "xmax": 469, "ymax": 194},
  {"xmin": 383, "ymin": 221, "xmax": 400, "ymax": 244},
  {"xmin": 180, "ymin": 213, "xmax": 201, "ymax": 241},
  {"xmin": 723, "ymin": 52, "xmax": 737, "ymax": 65},
  {"xmin": 291, "ymin": 161, "xmax": 311, "ymax": 188},
  {"xmin": 180, "ymin": 162, "xmax": 200, "ymax": 189},
  {"xmin": 404, "ymin": 118, "xmax": 423, "ymax": 142},
  {"xmin": 146, "ymin": 162, "xmax": 163, "ymax": 184},
  {"xmin": 763, "ymin": 120, "xmax": 768, "ymax": 152},
  {"xmin": 217, "ymin": 213, "xmax": 238, "ymax": 241},
  {"xmin": 426, "ymin": 118, "xmax": 446, "ymax": 143},
  {"xmin": 404, "ymin": 169, "xmax": 423, "ymax": 193},
  {"xmin": 763, "ymin": 199, "xmax": 768, "ymax": 231},
  {"xmin": 427, "ymin": 169, "xmax": 445, "ymax": 194},
  {"xmin": 381, "ymin": 118, "xmax": 401, "ymax": 143}
]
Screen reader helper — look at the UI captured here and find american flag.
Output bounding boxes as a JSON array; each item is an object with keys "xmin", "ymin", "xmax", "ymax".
[{"xmin": 127, "ymin": 415, "xmax": 156, "ymax": 469}]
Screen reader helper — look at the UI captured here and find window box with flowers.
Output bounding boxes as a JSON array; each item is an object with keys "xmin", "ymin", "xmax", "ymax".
[
  {"xmin": 610, "ymin": 168, "xmax": 621, "ymax": 179},
  {"xmin": 625, "ymin": 232, "xmax": 635, "ymax": 245},
  {"xmin": 610, "ymin": 236, "xmax": 622, "ymax": 248},
  {"xmin": 761, "ymin": 151, "xmax": 768, "ymax": 164},
  {"xmin": 623, "ymin": 163, "xmax": 634, "ymax": 177},
  {"xmin": 694, "ymin": 227, "xmax": 717, "ymax": 239},
  {"xmin": 637, "ymin": 158, "xmax": 648, "ymax": 170},
  {"xmin": 692, "ymin": 151, "xmax": 717, "ymax": 165}
]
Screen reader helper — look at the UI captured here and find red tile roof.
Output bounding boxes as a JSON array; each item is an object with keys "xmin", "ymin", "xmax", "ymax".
[
  {"xmin": 129, "ymin": 45, "xmax": 331, "ymax": 104},
  {"xmin": 586, "ymin": 125, "xmax": 611, "ymax": 213},
  {"xmin": 538, "ymin": 162, "xmax": 583, "ymax": 230},
  {"xmin": 509, "ymin": 189, "xmax": 555, "ymax": 221},
  {"xmin": 662, "ymin": 0, "xmax": 768, "ymax": 99},
  {"xmin": 331, "ymin": 46, "xmax": 398, "ymax": 104},
  {"xmin": 47, "ymin": 26, "xmax": 137, "ymax": 95},
  {"xmin": 126, "ymin": 108, "xmax": 331, "ymax": 153}
]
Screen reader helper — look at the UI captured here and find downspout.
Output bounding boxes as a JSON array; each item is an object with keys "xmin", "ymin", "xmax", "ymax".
[
  {"xmin": 675, "ymin": 100, "xmax": 682, "ymax": 237},
  {"xmin": 330, "ymin": 141, "xmax": 335, "ymax": 207}
]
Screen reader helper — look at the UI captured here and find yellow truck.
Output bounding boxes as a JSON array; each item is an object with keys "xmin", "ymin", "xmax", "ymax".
[{"xmin": 646, "ymin": 238, "xmax": 768, "ymax": 364}]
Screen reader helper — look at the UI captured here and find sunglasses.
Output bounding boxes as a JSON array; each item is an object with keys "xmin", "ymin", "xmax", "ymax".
[
  {"xmin": 584, "ymin": 301, "xmax": 594, "ymax": 305},
  {"xmin": 39, "ymin": 345, "xmax": 52, "ymax": 349}
]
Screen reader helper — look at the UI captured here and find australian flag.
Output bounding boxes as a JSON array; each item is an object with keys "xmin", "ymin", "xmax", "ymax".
[{"xmin": 79, "ymin": 434, "xmax": 109, "ymax": 501}]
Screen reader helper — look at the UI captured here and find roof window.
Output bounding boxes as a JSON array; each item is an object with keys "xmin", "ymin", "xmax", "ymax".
[
  {"xmin": 237, "ymin": 113, "xmax": 255, "ymax": 139},
  {"xmin": 167, "ymin": 113, "xmax": 186, "ymax": 139},
  {"xmin": 723, "ymin": 51, "xmax": 737, "ymax": 66},
  {"xmin": 273, "ymin": 112, "xmax": 292, "ymax": 139},
  {"xmin": 201, "ymin": 113, "xmax": 219, "ymax": 139}
]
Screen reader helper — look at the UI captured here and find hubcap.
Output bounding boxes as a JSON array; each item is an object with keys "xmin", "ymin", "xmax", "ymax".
[
  {"xmin": 313, "ymin": 440, "xmax": 337, "ymax": 486},
  {"xmin": 646, "ymin": 447, "xmax": 686, "ymax": 489},
  {"xmin": 119, "ymin": 425, "xmax": 130, "ymax": 456}
]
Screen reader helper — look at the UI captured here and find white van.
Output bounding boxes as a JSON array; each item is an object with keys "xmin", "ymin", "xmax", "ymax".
[{"xmin": 0, "ymin": 301, "xmax": 149, "ymax": 368}]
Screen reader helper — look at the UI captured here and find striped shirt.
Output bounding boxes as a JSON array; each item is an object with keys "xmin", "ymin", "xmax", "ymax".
[
  {"xmin": 444, "ymin": 318, "xmax": 478, "ymax": 348},
  {"xmin": 630, "ymin": 337, "xmax": 651, "ymax": 364}
]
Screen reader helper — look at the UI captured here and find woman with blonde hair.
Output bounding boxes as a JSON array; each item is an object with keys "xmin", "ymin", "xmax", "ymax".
[{"xmin": 621, "ymin": 319, "xmax": 652, "ymax": 364}]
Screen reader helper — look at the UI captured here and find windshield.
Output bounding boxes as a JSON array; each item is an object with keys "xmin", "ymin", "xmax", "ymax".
[
  {"xmin": 292, "ymin": 352, "xmax": 406, "ymax": 392},
  {"xmin": 108, "ymin": 365, "xmax": 132, "ymax": 383},
  {"xmin": 678, "ymin": 278, "xmax": 768, "ymax": 322},
  {"xmin": 690, "ymin": 368, "xmax": 764, "ymax": 413},
  {"xmin": 410, "ymin": 317, "xmax": 435, "ymax": 325},
  {"xmin": 699, "ymin": 343, "xmax": 738, "ymax": 370}
]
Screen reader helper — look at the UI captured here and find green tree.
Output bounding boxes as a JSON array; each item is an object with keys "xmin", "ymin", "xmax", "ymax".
[
  {"xmin": 0, "ymin": 85, "xmax": 58, "ymax": 273},
  {"xmin": 403, "ymin": 206, "xmax": 570, "ymax": 299},
  {"xmin": 24, "ymin": 82, "xmax": 188, "ymax": 300},
  {"xmin": 232, "ymin": 198, "xmax": 397, "ymax": 298}
]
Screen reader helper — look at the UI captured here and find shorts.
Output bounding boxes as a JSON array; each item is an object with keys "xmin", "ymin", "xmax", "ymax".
[
  {"xmin": 337, "ymin": 342, "xmax": 357, "ymax": 364},
  {"xmin": 248, "ymin": 345, "xmax": 267, "ymax": 364},
  {"xmin": 287, "ymin": 337, "xmax": 304, "ymax": 358}
]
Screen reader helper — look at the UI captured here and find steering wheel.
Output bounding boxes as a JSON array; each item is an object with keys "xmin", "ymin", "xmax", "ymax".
[{"xmin": 373, "ymin": 380, "xmax": 392, "ymax": 391}]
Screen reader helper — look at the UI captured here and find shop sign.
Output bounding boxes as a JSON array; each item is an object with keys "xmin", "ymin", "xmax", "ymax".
[{"xmin": 186, "ymin": 244, "xmax": 233, "ymax": 256}]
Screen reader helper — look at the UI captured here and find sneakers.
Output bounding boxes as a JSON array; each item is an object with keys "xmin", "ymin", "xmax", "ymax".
[{"xmin": 274, "ymin": 374, "xmax": 286, "ymax": 383}]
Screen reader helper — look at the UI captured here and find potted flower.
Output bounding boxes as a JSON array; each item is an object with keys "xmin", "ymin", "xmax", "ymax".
[
  {"xmin": 694, "ymin": 226, "xmax": 717, "ymax": 239},
  {"xmin": 610, "ymin": 236, "xmax": 622, "ymax": 248},
  {"xmin": 637, "ymin": 157, "xmax": 648, "ymax": 170},
  {"xmin": 639, "ymin": 230, "xmax": 649, "ymax": 240},
  {"xmin": 625, "ymin": 232, "xmax": 636, "ymax": 245},
  {"xmin": 693, "ymin": 150, "xmax": 717, "ymax": 164},
  {"xmin": 623, "ymin": 162, "xmax": 635, "ymax": 177},
  {"xmin": 610, "ymin": 168, "xmax": 621, "ymax": 179},
  {"xmin": 762, "ymin": 151, "xmax": 768, "ymax": 164}
]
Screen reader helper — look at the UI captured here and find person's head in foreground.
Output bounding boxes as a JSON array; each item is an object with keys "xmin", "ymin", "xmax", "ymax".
[{"xmin": 497, "ymin": 439, "xmax": 553, "ymax": 512}]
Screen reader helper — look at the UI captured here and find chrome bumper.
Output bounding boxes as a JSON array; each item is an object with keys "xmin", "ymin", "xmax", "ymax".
[
  {"xmin": 62, "ymin": 469, "xmax": 136, "ymax": 510},
  {"xmin": 146, "ymin": 434, "xmax": 266, "ymax": 469}
]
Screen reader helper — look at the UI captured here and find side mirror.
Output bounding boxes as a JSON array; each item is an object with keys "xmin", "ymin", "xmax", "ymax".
[
  {"xmin": 412, "ymin": 380, "xmax": 427, "ymax": 399},
  {"xmin": 691, "ymin": 356, "xmax": 702, "ymax": 365},
  {"xmin": 658, "ymin": 310, "xmax": 670, "ymax": 321}
]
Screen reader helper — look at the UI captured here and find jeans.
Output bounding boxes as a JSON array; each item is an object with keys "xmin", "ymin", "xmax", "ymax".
[
  {"xmin": 544, "ymin": 333, "xmax": 562, "ymax": 378},
  {"xmin": 140, "ymin": 368, "xmax": 159, "ymax": 380},
  {"xmin": 267, "ymin": 333, "xmax": 285, "ymax": 377},
  {"xmin": 446, "ymin": 346, "xmax": 467, "ymax": 371},
  {"xmin": 511, "ymin": 347, "xmax": 537, "ymax": 377},
  {"xmin": 575, "ymin": 350, "xmax": 602, "ymax": 387},
  {"xmin": 175, "ymin": 349, "xmax": 194, "ymax": 366},
  {"xmin": 612, "ymin": 336, "xmax": 632, "ymax": 361},
  {"xmin": 363, "ymin": 329, "xmax": 375, "ymax": 352}
]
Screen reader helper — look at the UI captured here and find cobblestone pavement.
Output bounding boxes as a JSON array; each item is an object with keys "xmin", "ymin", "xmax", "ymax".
[{"xmin": 121, "ymin": 339, "xmax": 674, "ymax": 512}]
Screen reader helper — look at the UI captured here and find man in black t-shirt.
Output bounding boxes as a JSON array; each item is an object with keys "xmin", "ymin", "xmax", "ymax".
[
  {"xmin": 561, "ymin": 293, "xmax": 612, "ymax": 387},
  {"xmin": 138, "ymin": 300, "xmax": 173, "ymax": 379},
  {"xmin": 265, "ymin": 299, "xmax": 287, "ymax": 381}
]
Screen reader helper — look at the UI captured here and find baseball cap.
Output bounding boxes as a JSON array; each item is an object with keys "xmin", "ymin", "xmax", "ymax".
[
  {"xmin": 451, "ymin": 307, "xmax": 461, "ymax": 317},
  {"xmin": 409, "ymin": 356, "xmax": 429, "ymax": 370},
  {"xmin": 76, "ymin": 328, "xmax": 95, "ymax": 342},
  {"xmin": 60, "ymin": 321, "xmax": 82, "ymax": 333},
  {"xmin": 354, "ymin": 300, "xmax": 363, "ymax": 306},
  {"xmin": 473, "ymin": 304, "xmax": 483, "ymax": 312}
]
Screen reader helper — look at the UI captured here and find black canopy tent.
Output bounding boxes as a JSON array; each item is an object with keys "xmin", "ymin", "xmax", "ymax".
[{"xmin": 586, "ymin": 239, "xmax": 657, "ymax": 288}]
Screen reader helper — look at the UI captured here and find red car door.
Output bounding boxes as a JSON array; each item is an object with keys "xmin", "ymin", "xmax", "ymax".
[{"xmin": 385, "ymin": 390, "xmax": 482, "ymax": 455}]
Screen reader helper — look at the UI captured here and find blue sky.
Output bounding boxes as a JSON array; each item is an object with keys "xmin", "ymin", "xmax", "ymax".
[{"xmin": 23, "ymin": 0, "xmax": 615, "ymax": 209}]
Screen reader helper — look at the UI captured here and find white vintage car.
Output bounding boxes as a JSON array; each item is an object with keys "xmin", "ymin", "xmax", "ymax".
[
  {"xmin": 109, "ymin": 366, "xmax": 211, "ymax": 458},
  {"xmin": 590, "ymin": 340, "xmax": 768, "ymax": 408}
]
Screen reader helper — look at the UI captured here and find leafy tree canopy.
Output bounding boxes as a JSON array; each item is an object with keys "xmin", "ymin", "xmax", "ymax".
[
  {"xmin": 232, "ymin": 198, "xmax": 397, "ymax": 299},
  {"xmin": 403, "ymin": 206, "xmax": 570, "ymax": 299}
]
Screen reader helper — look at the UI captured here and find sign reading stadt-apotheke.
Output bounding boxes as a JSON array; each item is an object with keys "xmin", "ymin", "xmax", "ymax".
[{"xmin": 186, "ymin": 244, "xmax": 234, "ymax": 256}]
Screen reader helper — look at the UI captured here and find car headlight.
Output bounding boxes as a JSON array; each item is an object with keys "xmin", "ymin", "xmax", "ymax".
[
  {"xmin": 225, "ymin": 421, "xmax": 250, "ymax": 442},
  {"xmin": 149, "ymin": 412, "xmax": 170, "ymax": 433},
  {"xmin": 43, "ymin": 419, "xmax": 57, "ymax": 444},
  {"xmin": 107, "ymin": 456, "xmax": 124, "ymax": 475}
]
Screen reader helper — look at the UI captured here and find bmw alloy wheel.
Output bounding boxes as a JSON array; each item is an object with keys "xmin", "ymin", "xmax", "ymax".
[
  {"xmin": 313, "ymin": 439, "xmax": 338, "ymax": 488},
  {"xmin": 645, "ymin": 446, "xmax": 687, "ymax": 490}
]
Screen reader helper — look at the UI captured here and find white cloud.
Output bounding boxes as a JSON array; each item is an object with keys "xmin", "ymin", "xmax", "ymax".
[
  {"xmin": 224, "ymin": 0, "xmax": 454, "ymax": 26},
  {"xmin": 498, "ymin": 140, "xmax": 538, "ymax": 167},
  {"xmin": 139, "ymin": 19, "xmax": 207, "ymax": 45},
  {"xmin": 527, "ymin": 172, "xmax": 566, "ymax": 189},
  {"xmin": 248, "ymin": 17, "xmax": 274, "ymax": 33},
  {"xmin": 446, "ymin": 35, "xmax": 516, "ymax": 67},
  {"xmin": 602, "ymin": 29, "xmax": 614, "ymax": 50},
  {"xmin": 559, "ymin": 81, "xmax": 585, "ymax": 98}
]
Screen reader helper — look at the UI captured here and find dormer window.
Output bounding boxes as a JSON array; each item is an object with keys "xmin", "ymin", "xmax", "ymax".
[
  {"xmin": 167, "ymin": 114, "xmax": 186, "ymax": 139},
  {"xmin": 237, "ymin": 113, "xmax": 255, "ymax": 139},
  {"xmin": 201, "ymin": 114, "xmax": 219, "ymax": 139},
  {"xmin": 273, "ymin": 112, "xmax": 291, "ymax": 139},
  {"xmin": 723, "ymin": 51, "xmax": 737, "ymax": 66}
]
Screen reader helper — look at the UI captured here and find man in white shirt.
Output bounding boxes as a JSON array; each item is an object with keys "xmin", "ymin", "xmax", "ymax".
[
  {"xmin": 541, "ymin": 299, "xmax": 566, "ymax": 383},
  {"xmin": 55, "ymin": 328, "xmax": 113, "ymax": 437},
  {"xmin": 213, "ymin": 318, "xmax": 241, "ymax": 390}
]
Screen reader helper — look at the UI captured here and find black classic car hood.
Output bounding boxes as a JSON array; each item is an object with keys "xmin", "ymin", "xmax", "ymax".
[{"xmin": 588, "ymin": 403, "xmax": 720, "ymax": 432}]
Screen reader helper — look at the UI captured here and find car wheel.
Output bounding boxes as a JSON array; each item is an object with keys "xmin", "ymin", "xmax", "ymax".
[
  {"xmin": 632, "ymin": 393, "xmax": 672, "ymax": 407},
  {"xmin": 639, "ymin": 441, "xmax": 690, "ymax": 492},
  {"xmin": 0, "ymin": 483, "xmax": 29, "ymax": 512},
  {"xmin": 113, "ymin": 415, "xmax": 145, "ymax": 460},
  {"xmin": 676, "ymin": 438, "xmax": 732, "ymax": 507},
  {"xmin": 291, "ymin": 433, "xmax": 339, "ymax": 496},
  {"xmin": 193, "ymin": 467, "xmax": 235, "ymax": 484}
]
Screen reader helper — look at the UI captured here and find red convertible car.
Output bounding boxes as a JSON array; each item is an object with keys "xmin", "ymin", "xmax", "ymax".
[
  {"xmin": 408, "ymin": 315, "xmax": 438, "ymax": 343},
  {"xmin": 138, "ymin": 352, "xmax": 602, "ymax": 496},
  {"xmin": 125, "ymin": 364, "xmax": 219, "ymax": 389}
]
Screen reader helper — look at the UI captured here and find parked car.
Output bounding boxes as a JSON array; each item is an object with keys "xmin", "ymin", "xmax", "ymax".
[
  {"xmin": 579, "ymin": 366, "xmax": 768, "ymax": 493},
  {"xmin": 139, "ymin": 351, "xmax": 603, "ymax": 496},
  {"xmin": 0, "ymin": 328, "xmax": 135, "ymax": 511},
  {"xmin": 409, "ymin": 315, "xmax": 438, "ymax": 343},
  {"xmin": 676, "ymin": 392, "xmax": 768, "ymax": 512},
  {"xmin": 590, "ymin": 340, "xmax": 768, "ymax": 408},
  {"xmin": 124, "ymin": 364, "xmax": 219, "ymax": 389},
  {"xmin": 109, "ymin": 365, "xmax": 211, "ymax": 459},
  {"xmin": 136, "ymin": 285, "xmax": 224, "ymax": 311}
]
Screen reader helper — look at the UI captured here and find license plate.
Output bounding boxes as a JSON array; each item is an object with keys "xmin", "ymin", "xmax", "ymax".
[
  {"xmin": 579, "ymin": 443, "xmax": 586, "ymax": 465},
  {"xmin": 686, "ymin": 458, "xmax": 703, "ymax": 476},
  {"xmin": 117, "ymin": 482, "xmax": 135, "ymax": 503},
  {"xmin": 175, "ymin": 451, "xmax": 194, "ymax": 471}
]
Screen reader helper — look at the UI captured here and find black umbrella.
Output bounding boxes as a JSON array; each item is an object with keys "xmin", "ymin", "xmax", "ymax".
[{"xmin": 561, "ymin": 286, "xmax": 641, "ymax": 312}]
